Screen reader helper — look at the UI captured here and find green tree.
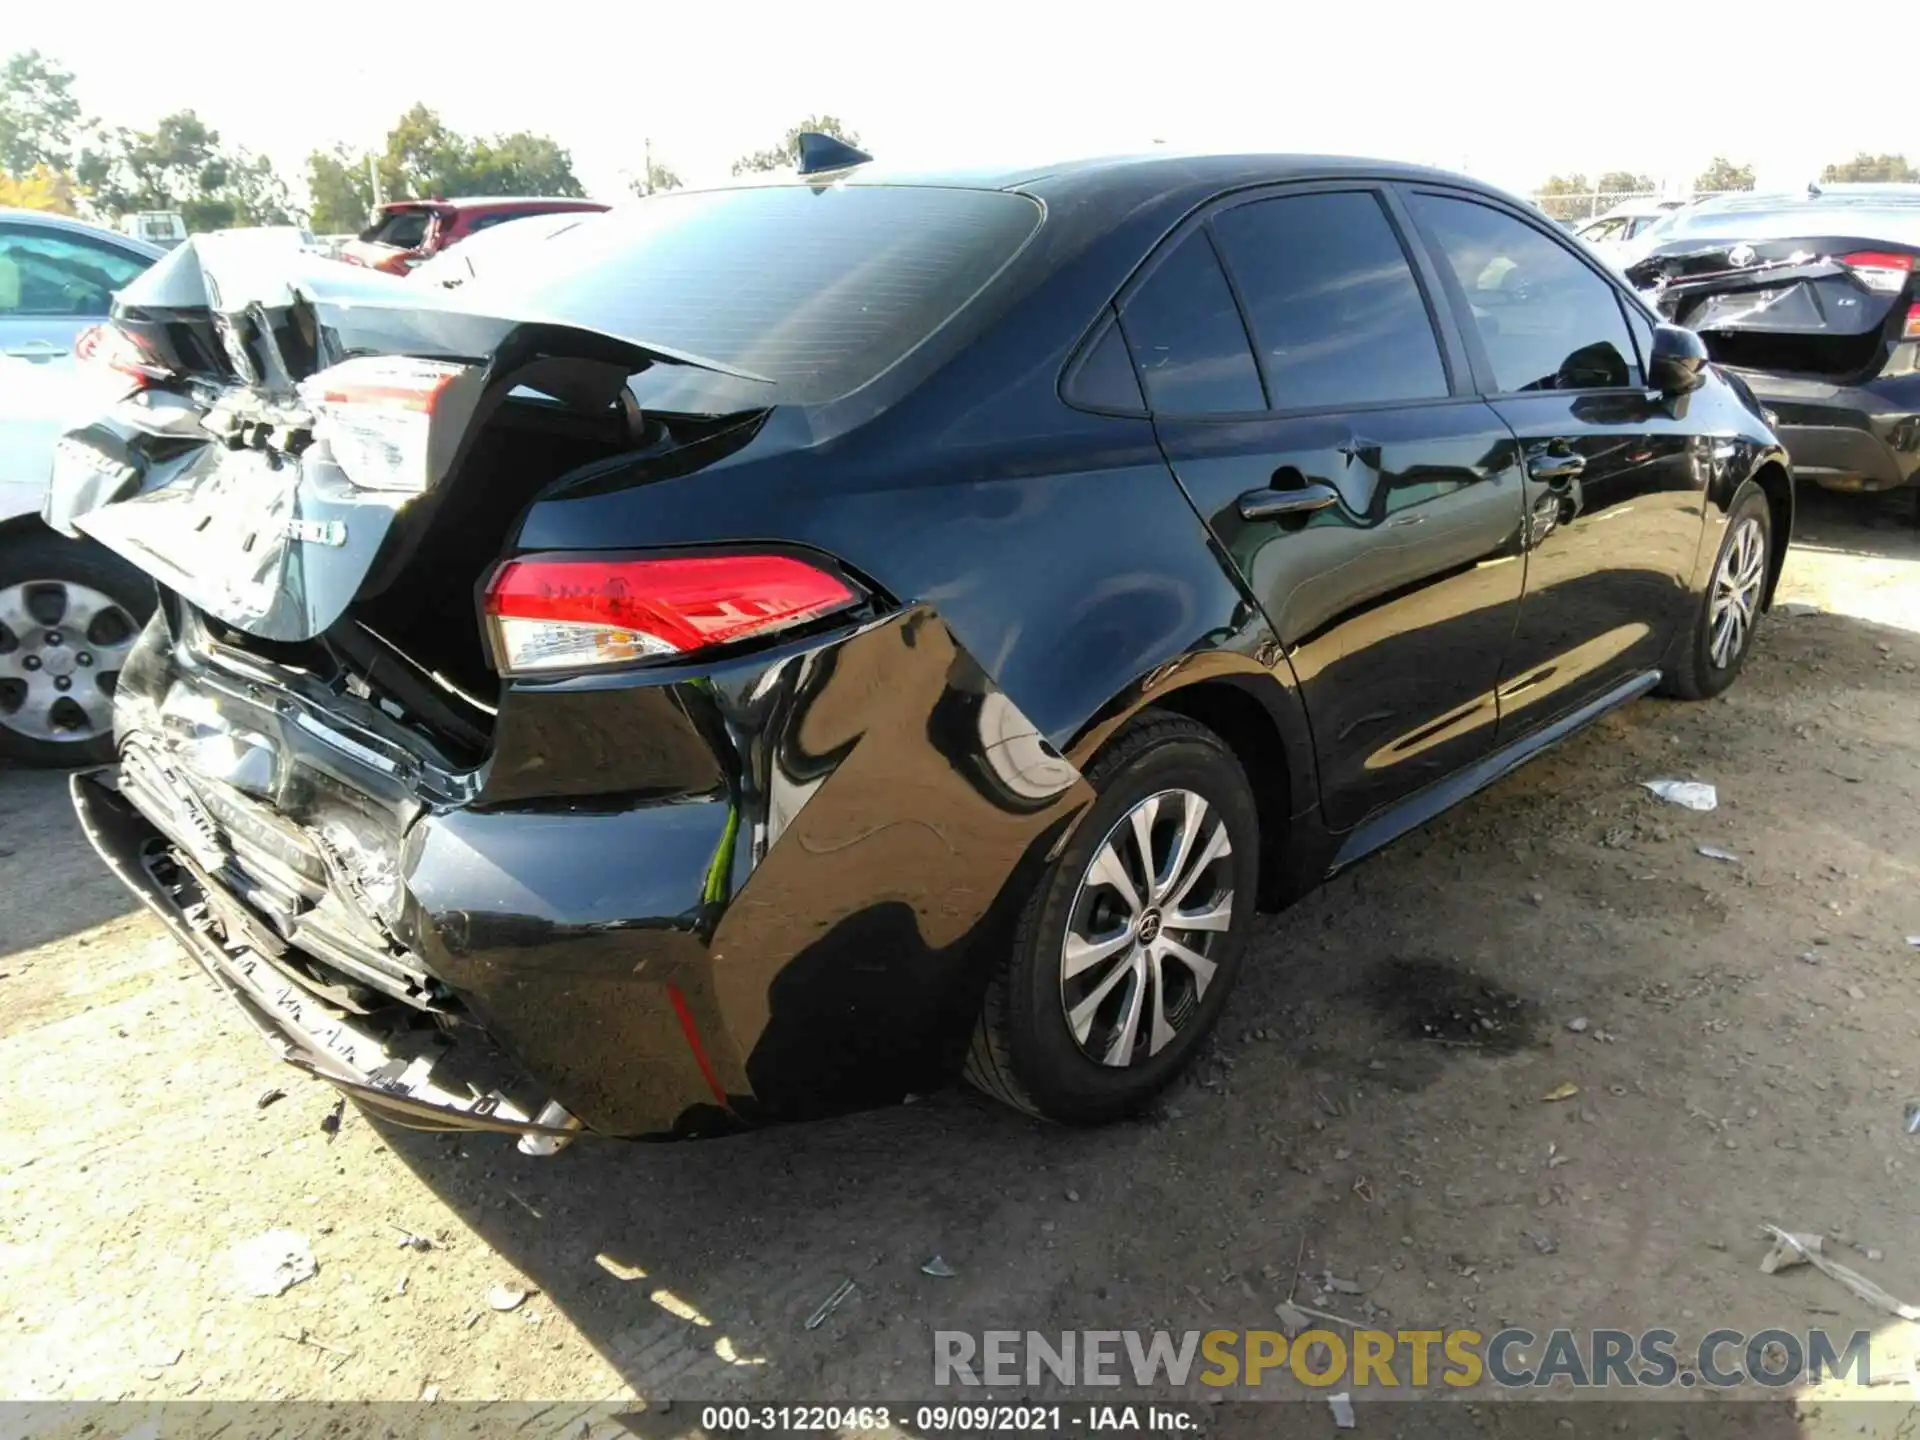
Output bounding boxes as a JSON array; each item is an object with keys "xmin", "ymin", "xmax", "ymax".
[
  {"xmin": 1531, "ymin": 173, "xmax": 1591, "ymax": 222},
  {"xmin": 0, "ymin": 50, "xmax": 85, "ymax": 175},
  {"xmin": 76, "ymin": 111, "xmax": 293, "ymax": 229},
  {"xmin": 1820, "ymin": 152, "xmax": 1918, "ymax": 184},
  {"xmin": 1694, "ymin": 157, "xmax": 1755, "ymax": 193},
  {"xmin": 1596, "ymin": 170, "xmax": 1656, "ymax": 195},
  {"xmin": 630, "ymin": 156, "xmax": 683, "ymax": 196},
  {"xmin": 463, "ymin": 132, "xmax": 585, "ymax": 197},
  {"xmin": 306, "ymin": 144, "xmax": 374, "ymax": 233},
  {"xmin": 378, "ymin": 103, "xmax": 469, "ymax": 199},
  {"xmin": 730, "ymin": 114, "xmax": 862, "ymax": 176}
]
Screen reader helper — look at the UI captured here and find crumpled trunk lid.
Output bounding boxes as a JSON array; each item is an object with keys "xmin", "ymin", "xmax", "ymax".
[
  {"xmin": 46, "ymin": 232, "xmax": 766, "ymax": 646},
  {"xmin": 1627, "ymin": 234, "xmax": 1913, "ymax": 382}
]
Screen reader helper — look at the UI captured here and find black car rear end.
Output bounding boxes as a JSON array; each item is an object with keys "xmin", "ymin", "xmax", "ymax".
[{"xmin": 1627, "ymin": 185, "xmax": 1920, "ymax": 492}]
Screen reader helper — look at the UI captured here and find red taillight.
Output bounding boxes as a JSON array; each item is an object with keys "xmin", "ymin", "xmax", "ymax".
[
  {"xmin": 75, "ymin": 323, "xmax": 168, "ymax": 387},
  {"xmin": 1839, "ymin": 250, "xmax": 1914, "ymax": 294},
  {"xmin": 1905, "ymin": 303, "xmax": 1920, "ymax": 340},
  {"xmin": 484, "ymin": 554, "xmax": 859, "ymax": 675}
]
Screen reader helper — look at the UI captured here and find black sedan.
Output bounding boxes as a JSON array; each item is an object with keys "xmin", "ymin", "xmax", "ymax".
[
  {"xmin": 1627, "ymin": 184, "xmax": 1920, "ymax": 495},
  {"xmin": 51, "ymin": 149, "xmax": 1791, "ymax": 1145}
]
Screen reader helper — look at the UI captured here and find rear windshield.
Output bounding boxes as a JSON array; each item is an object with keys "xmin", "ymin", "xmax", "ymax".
[
  {"xmin": 467, "ymin": 185, "xmax": 1043, "ymax": 408},
  {"xmin": 361, "ymin": 209, "xmax": 434, "ymax": 249},
  {"xmin": 1658, "ymin": 193, "xmax": 1920, "ymax": 246}
]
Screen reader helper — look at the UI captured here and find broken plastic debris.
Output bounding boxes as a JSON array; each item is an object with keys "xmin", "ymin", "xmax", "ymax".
[
  {"xmin": 1328, "ymin": 1392, "xmax": 1356, "ymax": 1430},
  {"xmin": 1698, "ymin": 845, "xmax": 1741, "ymax": 863},
  {"xmin": 1906, "ymin": 936, "xmax": 1920, "ymax": 949},
  {"xmin": 1904, "ymin": 1098, "xmax": 1920, "ymax": 1136},
  {"xmin": 804, "ymin": 1278, "xmax": 857, "ymax": 1331},
  {"xmin": 487, "ymin": 1283, "xmax": 530, "ymax": 1312},
  {"xmin": 255, "ymin": 1087, "xmax": 286, "ymax": 1110},
  {"xmin": 1274, "ymin": 1300, "xmax": 1310, "ymax": 1338},
  {"xmin": 594, "ymin": 1253, "xmax": 646, "ymax": 1281},
  {"xmin": 1640, "ymin": 779, "xmax": 1717, "ymax": 811},
  {"xmin": 1566, "ymin": 1017, "xmax": 1589, "ymax": 1033},
  {"xmin": 921, "ymin": 1256, "xmax": 956, "ymax": 1278},
  {"xmin": 1761, "ymin": 1225, "xmax": 1920, "ymax": 1321},
  {"xmin": 1541, "ymin": 1081, "xmax": 1580, "ymax": 1103},
  {"xmin": 228, "ymin": 1229, "xmax": 316, "ymax": 1298}
]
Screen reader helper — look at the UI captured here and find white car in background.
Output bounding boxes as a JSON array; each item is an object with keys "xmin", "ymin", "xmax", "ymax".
[
  {"xmin": 1575, "ymin": 197, "xmax": 1688, "ymax": 267},
  {"xmin": 0, "ymin": 210, "xmax": 163, "ymax": 765}
]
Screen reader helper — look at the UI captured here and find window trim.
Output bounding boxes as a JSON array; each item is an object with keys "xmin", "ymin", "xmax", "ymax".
[
  {"xmin": 1396, "ymin": 183, "xmax": 1657, "ymax": 400},
  {"xmin": 1058, "ymin": 305, "xmax": 1150, "ymax": 418}
]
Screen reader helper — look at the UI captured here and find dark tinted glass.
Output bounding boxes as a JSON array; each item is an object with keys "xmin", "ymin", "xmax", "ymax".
[
  {"xmin": 1212, "ymin": 192, "xmax": 1446, "ymax": 410},
  {"xmin": 1064, "ymin": 316, "xmax": 1145, "ymax": 413},
  {"xmin": 366, "ymin": 210, "xmax": 432, "ymax": 248},
  {"xmin": 1413, "ymin": 195, "xmax": 1636, "ymax": 393},
  {"xmin": 1118, "ymin": 232, "xmax": 1264, "ymax": 414},
  {"xmin": 472, "ymin": 186, "xmax": 1042, "ymax": 408}
]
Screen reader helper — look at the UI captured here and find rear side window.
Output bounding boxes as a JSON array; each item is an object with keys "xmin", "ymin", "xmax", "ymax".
[
  {"xmin": 1413, "ymin": 194, "xmax": 1638, "ymax": 392},
  {"xmin": 0, "ymin": 226, "xmax": 152, "ymax": 317},
  {"xmin": 1212, "ymin": 191, "xmax": 1447, "ymax": 410},
  {"xmin": 363, "ymin": 210, "xmax": 433, "ymax": 248},
  {"xmin": 475, "ymin": 186, "xmax": 1042, "ymax": 409},
  {"xmin": 1117, "ymin": 231, "xmax": 1264, "ymax": 414}
]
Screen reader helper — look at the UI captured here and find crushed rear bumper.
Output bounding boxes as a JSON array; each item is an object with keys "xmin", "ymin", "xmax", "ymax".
[
  {"xmin": 1732, "ymin": 368, "xmax": 1920, "ymax": 491},
  {"xmin": 71, "ymin": 768, "xmax": 579, "ymax": 1142}
]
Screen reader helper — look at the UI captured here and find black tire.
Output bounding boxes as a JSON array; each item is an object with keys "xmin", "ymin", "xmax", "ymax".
[
  {"xmin": 964, "ymin": 711, "xmax": 1261, "ymax": 1124},
  {"xmin": 0, "ymin": 528, "xmax": 154, "ymax": 767},
  {"xmin": 1657, "ymin": 482, "xmax": 1772, "ymax": 702}
]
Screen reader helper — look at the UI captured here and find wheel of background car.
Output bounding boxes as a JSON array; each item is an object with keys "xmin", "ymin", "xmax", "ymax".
[
  {"xmin": 0, "ymin": 530, "xmax": 154, "ymax": 766},
  {"xmin": 1656, "ymin": 481, "xmax": 1772, "ymax": 703},
  {"xmin": 963, "ymin": 710, "xmax": 1261, "ymax": 1124}
]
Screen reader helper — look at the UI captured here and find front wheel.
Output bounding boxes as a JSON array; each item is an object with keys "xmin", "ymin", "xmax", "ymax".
[
  {"xmin": 964, "ymin": 711, "xmax": 1262, "ymax": 1125},
  {"xmin": 0, "ymin": 529, "xmax": 153, "ymax": 766},
  {"xmin": 1658, "ymin": 482, "xmax": 1772, "ymax": 702}
]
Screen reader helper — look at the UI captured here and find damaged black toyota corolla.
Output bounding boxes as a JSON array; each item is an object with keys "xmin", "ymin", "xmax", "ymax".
[{"xmin": 51, "ymin": 151, "xmax": 1792, "ymax": 1150}]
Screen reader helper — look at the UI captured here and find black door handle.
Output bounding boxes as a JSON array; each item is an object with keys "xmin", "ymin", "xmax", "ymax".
[
  {"xmin": 1527, "ymin": 449, "xmax": 1587, "ymax": 484},
  {"xmin": 1238, "ymin": 482, "xmax": 1340, "ymax": 520}
]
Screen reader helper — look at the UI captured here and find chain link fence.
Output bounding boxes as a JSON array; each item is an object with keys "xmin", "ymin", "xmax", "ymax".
[{"xmin": 1531, "ymin": 189, "xmax": 1742, "ymax": 224}]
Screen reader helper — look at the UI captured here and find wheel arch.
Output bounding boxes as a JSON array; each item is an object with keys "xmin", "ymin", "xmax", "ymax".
[
  {"xmin": 1748, "ymin": 459, "xmax": 1793, "ymax": 609},
  {"xmin": 1064, "ymin": 663, "xmax": 1317, "ymax": 912}
]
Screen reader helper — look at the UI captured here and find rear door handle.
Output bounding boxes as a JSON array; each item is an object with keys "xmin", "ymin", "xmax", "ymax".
[
  {"xmin": 1238, "ymin": 482, "xmax": 1340, "ymax": 520},
  {"xmin": 1527, "ymin": 449, "xmax": 1586, "ymax": 484}
]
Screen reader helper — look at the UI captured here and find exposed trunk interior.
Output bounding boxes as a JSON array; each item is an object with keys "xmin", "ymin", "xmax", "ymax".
[{"xmin": 1691, "ymin": 327, "xmax": 1889, "ymax": 382}]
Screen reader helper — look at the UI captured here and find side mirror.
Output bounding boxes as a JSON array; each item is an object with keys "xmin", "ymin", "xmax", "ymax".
[{"xmin": 1647, "ymin": 323, "xmax": 1709, "ymax": 395}]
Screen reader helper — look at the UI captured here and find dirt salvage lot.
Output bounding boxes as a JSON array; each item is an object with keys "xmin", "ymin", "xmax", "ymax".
[{"xmin": 2, "ymin": 490, "xmax": 1917, "ymax": 1427}]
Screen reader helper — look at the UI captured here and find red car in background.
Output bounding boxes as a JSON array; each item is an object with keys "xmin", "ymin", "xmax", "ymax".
[{"xmin": 339, "ymin": 196, "xmax": 609, "ymax": 275}]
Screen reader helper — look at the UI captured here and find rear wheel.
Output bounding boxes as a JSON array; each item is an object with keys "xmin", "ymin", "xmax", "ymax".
[
  {"xmin": 0, "ymin": 530, "xmax": 152, "ymax": 766},
  {"xmin": 1658, "ymin": 482, "xmax": 1771, "ymax": 701},
  {"xmin": 964, "ymin": 712, "xmax": 1261, "ymax": 1124}
]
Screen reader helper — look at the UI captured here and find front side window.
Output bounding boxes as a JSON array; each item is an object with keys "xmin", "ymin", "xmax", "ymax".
[
  {"xmin": 0, "ymin": 226, "xmax": 152, "ymax": 318},
  {"xmin": 1211, "ymin": 191, "xmax": 1447, "ymax": 411},
  {"xmin": 1117, "ymin": 231, "xmax": 1264, "ymax": 414},
  {"xmin": 1414, "ymin": 194, "xmax": 1638, "ymax": 392}
]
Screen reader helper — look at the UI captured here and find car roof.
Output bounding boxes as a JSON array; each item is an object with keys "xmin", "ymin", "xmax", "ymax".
[
  {"xmin": 380, "ymin": 196, "xmax": 608, "ymax": 212},
  {"xmin": 0, "ymin": 208, "xmax": 167, "ymax": 258},
  {"xmin": 1588, "ymin": 198, "xmax": 1682, "ymax": 222}
]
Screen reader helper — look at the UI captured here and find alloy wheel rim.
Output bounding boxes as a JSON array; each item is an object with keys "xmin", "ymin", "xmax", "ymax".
[
  {"xmin": 1059, "ymin": 788, "xmax": 1235, "ymax": 1068},
  {"xmin": 1707, "ymin": 517, "xmax": 1766, "ymax": 670},
  {"xmin": 0, "ymin": 579, "xmax": 135, "ymax": 744}
]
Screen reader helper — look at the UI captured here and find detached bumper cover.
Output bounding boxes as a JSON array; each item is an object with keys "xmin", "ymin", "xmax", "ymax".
[
  {"xmin": 71, "ymin": 769, "xmax": 577, "ymax": 1138},
  {"xmin": 1731, "ymin": 368, "xmax": 1920, "ymax": 490}
]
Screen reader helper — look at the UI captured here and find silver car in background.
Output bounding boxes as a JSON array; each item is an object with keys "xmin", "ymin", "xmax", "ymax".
[{"xmin": 0, "ymin": 210, "xmax": 162, "ymax": 764}]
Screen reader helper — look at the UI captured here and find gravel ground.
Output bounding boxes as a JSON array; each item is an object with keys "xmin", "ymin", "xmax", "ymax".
[{"xmin": 1, "ymin": 487, "xmax": 1916, "ymax": 1435}]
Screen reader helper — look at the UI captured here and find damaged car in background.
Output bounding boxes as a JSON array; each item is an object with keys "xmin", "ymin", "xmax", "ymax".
[
  {"xmin": 50, "ymin": 149, "xmax": 1790, "ymax": 1152},
  {"xmin": 1627, "ymin": 183, "xmax": 1920, "ymax": 496}
]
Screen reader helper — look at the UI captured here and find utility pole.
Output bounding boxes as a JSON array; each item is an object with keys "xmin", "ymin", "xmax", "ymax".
[
  {"xmin": 367, "ymin": 151, "xmax": 383, "ymax": 211},
  {"xmin": 643, "ymin": 137, "xmax": 653, "ymax": 195}
]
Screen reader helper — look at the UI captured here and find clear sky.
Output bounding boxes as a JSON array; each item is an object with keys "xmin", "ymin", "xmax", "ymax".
[{"xmin": 13, "ymin": 0, "xmax": 1903, "ymax": 202}]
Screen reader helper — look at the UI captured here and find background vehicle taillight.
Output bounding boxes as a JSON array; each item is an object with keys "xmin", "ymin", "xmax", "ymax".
[
  {"xmin": 1904, "ymin": 304, "xmax": 1920, "ymax": 340},
  {"xmin": 297, "ymin": 355, "xmax": 468, "ymax": 493},
  {"xmin": 1838, "ymin": 250, "xmax": 1914, "ymax": 294},
  {"xmin": 74, "ymin": 323, "xmax": 169, "ymax": 387},
  {"xmin": 484, "ymin": 554, "xmax": 860, "ymax": 675}
]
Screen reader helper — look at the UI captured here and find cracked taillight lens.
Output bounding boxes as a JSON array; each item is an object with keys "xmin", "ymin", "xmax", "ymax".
[{"xmin": 484, "ymin": 554, "xmax": 859, "ymax": 675}]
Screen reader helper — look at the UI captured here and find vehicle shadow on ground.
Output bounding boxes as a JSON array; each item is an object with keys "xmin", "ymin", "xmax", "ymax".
[
  {"xmin": 372, "ymin": 593, "xmax": 1918, "ymax": 1415},
  {"xmin": 0, "ymin": 762, "xmax": 139, "ymax": 958},
  {"xmin": 1791, "ymin": 485, "xmax": 1920, "ymax": 561}
]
